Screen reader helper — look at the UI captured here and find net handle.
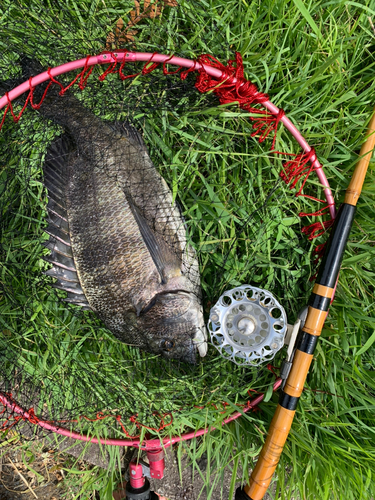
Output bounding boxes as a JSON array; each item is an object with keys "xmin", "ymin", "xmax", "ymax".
[{"xmin": 0, "ymin": 51, "xmax": 335, "ymax": 218}]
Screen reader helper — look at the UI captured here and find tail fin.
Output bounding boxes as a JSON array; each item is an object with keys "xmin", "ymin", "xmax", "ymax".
[
  {"xmin": 0, "ymin": 77, "xmax": 25, "ymax": 101},
  {"xmin": 19, "ymin": 56, "xmax": 88, "ymax": 128}
]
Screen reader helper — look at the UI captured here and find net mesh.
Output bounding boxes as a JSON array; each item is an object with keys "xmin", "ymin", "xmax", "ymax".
[{"xmin": 0, "ymin": 0, "xmax": 330, "ymax": 442}]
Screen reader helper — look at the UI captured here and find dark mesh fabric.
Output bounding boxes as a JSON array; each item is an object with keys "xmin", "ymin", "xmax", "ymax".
[{"xmin": 0, "ymin": 0, "xmax": 324, "ymax": 441}]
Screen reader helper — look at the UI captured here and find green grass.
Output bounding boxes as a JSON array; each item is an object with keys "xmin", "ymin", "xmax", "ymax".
[{"xmin": 0, "ymin": 0, "xmax": 375, "ymax": 499}]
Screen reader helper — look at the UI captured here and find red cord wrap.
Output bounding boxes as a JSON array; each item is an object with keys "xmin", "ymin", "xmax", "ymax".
[
  {"xmin": 29, "ymin": 77, "xmax": 52, "ymax": 110},
  {"xmin": 277, "ymin": 147, "xmax": 334, "ymax": 244},
  {"xmin": 0, "ymin": 393, "xmax": 40, "ymax": 429},
  {"xmin": 302, "ymin": 218, "xmax": 335, "ymax": 240},
  {"xmin": 191, "ymin": 53, "xmax": 285, "ymax": 149},
  {"xmin": 27, "ymin": 408, "xmax": 40, "ymax": 425},
  {"xmin": 162, "ymin": 55, "xmax": 184, "ymax": 75},
  {"xmin": 0, "ymin": 56, "xmax": 94, "ymax": 130},
  {"xmin": 2, "ymin": 91, "xmax": 30, "ymax": 124},
  {"xmin": 280, "ymin": 148, "xmax": 318, "ymax": 194},
  {"xmin": 47, "ymin": 68, "xmax": 65, "ymax": 93},
  {"xmin": 313, "ymin": 242, "xmax": 327, "ymax": 262},
  {"xmin": 0, "ymin": 51, "xmax": 284, "ymax": 154},
  {"xmin": 194, "ymin": 53, "xmax": 269, "ymax": 106},
  {"xmin": 250, "ymin": 109, "xmax": 286, "ymax": 149},
  {"xmin": 60, "ymin": 55, "xmax": 94, "ymax": 92}
]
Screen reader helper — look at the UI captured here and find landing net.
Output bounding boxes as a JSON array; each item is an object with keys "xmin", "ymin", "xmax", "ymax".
[{"xmin": 0, "ymin": 0, "xmax": 334, "ymax": 446}]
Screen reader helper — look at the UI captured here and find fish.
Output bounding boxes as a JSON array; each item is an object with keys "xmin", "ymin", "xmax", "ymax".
[{"xmin": 19, "ymin": 61, "xmax": 208, "ymax": 363}]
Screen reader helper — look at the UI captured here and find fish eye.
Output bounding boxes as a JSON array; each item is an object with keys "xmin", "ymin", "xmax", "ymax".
[{"xmin": 161, "ymin": 339, "xmax": 175, "ymax": 351}]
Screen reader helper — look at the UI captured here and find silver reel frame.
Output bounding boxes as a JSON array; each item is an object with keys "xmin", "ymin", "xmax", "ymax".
[{"xmin": 208, "ymin": 285, "xmax": 287, "ymax": 366}]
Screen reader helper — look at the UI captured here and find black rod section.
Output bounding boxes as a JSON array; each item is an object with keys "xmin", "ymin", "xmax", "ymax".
[{"xmin": 315, "ymin": 203, "xmax": 356, "ymax": 288}]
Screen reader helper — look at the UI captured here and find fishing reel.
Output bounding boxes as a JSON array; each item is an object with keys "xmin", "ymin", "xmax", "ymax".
[{"xmin": 208, "ymin": 285, "xmax": 293, "ymax": 366}]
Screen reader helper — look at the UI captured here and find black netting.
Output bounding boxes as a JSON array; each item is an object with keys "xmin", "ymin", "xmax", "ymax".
[{"xmin": 0, "ymin": 0, "xmax": 325, "ymax": 441}]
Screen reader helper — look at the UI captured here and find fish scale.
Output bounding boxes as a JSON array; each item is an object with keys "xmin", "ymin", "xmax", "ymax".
[
  {"xmin": 67, "ymin": 155, "xmax": 159, "ymax": 341},
  {"xmin": 35, "ymin": 81, "xmax": 207, "ymax": 362}
]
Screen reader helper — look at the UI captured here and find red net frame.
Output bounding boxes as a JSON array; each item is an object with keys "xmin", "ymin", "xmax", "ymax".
[{"xmin": 0, "ymin": 50, "xmax": 336, "ymax": 448}]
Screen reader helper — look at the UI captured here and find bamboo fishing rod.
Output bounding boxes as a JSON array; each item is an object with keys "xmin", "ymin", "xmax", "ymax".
[{"xmin": 235, "ymin": 107, "xmax": 375, "ymax": 500}]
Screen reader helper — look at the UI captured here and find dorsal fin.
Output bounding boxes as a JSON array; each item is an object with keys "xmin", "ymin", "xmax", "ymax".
[
  {"xmin": 64, "ymin": 291, "xmax": 91, "ymax": 309},
  {"xmin": 43, "ymin": 134, "xmax": 90, "ymax": 309},
  {"xmin": 45, "ymin": 225, "xmax": 71, "ymax": 246},
  {"xmin": 43, "ymin": 249, "xmax": 77, "ymax": 272},
  {"xmin": 47, "ymin": 212, "xmax": 70, "ymax": 234},
  {"xmin": 42, "ymin": 238, "xmax": 72, "ymax": 258},
  {"xmin": 109, "ymin": 121, "xmax": 148, "ymax": 151},
  {"xmin": 52, "ymin": 278, "xmax": 86, "ymax": 294}
]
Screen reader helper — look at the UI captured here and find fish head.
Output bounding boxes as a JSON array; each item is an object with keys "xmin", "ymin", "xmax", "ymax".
[{"xmin": 140, "ymin": 291, "xmax": 208, "ymax": 364}]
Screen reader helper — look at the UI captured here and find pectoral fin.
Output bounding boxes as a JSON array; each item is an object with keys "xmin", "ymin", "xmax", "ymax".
[{"xmin": 129, "ymin": 202, "xmax": 182, "ymax": 284}]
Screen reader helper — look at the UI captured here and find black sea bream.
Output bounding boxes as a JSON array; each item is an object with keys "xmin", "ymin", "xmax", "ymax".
[{"xmin": 39, "ymin": 91, "xmax": 207, "ymax": 363}]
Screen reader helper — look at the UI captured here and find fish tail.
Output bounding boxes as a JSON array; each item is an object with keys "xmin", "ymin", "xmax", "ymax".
[
  {"xmin": 0, "ymin": 77, "xmax": 25, "ymax": 98},
  {"xmin": 19, "ymin": 56, "xmax": 88, "ymax": 128}
]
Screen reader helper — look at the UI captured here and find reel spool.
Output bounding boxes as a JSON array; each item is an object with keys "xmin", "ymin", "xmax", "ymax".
[{"xmin": 208, "ymin": 285, "xmax": 287, "ymax": 366}]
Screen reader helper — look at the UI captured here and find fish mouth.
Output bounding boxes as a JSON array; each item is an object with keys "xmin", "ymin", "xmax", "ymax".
[
  {"xmin": 192, "ymin": 326, "xmax": 208, "ymax": 358},
  {"xmin": 159, "ymin": 328, "xmax": 207, "ymax": 364},
  {"xmin": 159, "ymin": 290, "xmax": 208, "ymax": 358},
  {"xmin": 142, "ymin": 290, "xmax": 208, "ymax": 361}
]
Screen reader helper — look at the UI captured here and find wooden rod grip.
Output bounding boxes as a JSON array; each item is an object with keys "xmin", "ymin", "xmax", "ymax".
[
  {"xmin": 245, "ymin": 348, "xmax": 314, "ymax": 500},
  {"xmin": 244, "ymin": 405, "xmax": 295, "ymax": 500}
]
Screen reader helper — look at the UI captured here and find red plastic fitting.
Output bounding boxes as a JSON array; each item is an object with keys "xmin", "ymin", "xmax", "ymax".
[
  {"xmin": 129, "ymin": 461, "xmax": 145, "ymax": 489},
  {"xmin": 147, "ymin": 449, "xmax": 165, "ymax": 479}
]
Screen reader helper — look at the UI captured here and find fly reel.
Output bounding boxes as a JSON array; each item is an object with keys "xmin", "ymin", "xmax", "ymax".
[{"xmin": 208, "ymin": 285, "xmax": 287, "ymax": 366}]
